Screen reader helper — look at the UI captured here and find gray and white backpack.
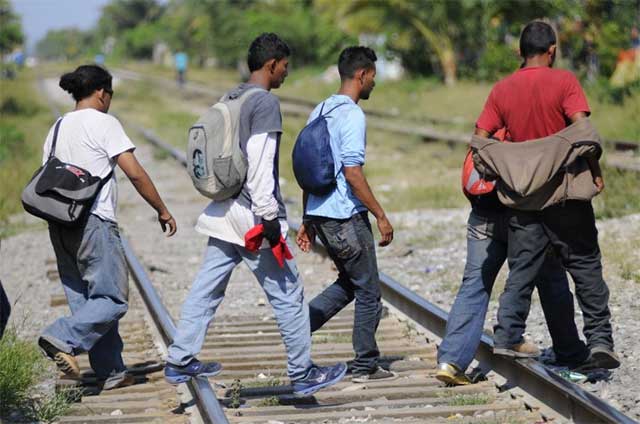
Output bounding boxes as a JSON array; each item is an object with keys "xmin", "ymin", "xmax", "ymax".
[{"xmin": 187, "ymin": 87, "xmax": 265, "ymax": 200}]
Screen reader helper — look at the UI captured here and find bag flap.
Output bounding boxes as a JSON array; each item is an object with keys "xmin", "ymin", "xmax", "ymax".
[{"xmin": 35, "ymin": 157, "xmax": 103, "ymax": 201}]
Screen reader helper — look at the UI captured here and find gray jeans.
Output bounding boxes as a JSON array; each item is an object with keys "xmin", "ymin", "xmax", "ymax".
[{"xmin": 42, "ymin": 214, "xmax": 129, "ymax": 378}]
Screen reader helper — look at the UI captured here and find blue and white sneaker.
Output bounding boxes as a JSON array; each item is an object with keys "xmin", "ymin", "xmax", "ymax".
[
  {"xmin": 292, "ymin": 362, "xmax": 347, "ymax": 397},
  {"xmin": 164, "ymin": 359, "xmax": 223, "ymax": 385}
]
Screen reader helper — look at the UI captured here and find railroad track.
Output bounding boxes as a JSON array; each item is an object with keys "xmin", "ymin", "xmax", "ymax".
[{"xmin": 39, "ymin": 77, "xmax": 636, "ymax": 423}]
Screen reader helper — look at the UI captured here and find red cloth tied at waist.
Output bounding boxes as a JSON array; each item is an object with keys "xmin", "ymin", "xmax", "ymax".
[{"xmin": 244, "ymin": 224, "xmax": 293, "ymax": 268}]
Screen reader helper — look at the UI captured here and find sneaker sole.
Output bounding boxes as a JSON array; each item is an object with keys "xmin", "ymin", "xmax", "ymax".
[
  {"xmin": 293, "ymin": 366, "xmax": 348, "ymax": 397},
  {"xmin": 493, "ymin": 347, "xmax": 539, "ymax": 358}
]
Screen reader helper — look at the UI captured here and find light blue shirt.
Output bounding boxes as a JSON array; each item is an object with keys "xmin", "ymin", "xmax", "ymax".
[{"xmin": 305, "ymin": 95, "xmax": 368, "ymax": 219}]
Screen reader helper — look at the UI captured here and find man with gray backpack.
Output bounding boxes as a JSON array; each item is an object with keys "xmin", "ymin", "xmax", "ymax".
[
  {"xmin": 166, "ymin": 33, "xmax": 347, "ymax": 397},
  {"xmin": 295, "ymin": 47, "xmax": 396, "ymax": 382}
]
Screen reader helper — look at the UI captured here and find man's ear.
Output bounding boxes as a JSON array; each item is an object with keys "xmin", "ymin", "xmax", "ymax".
[
  {"xmin": 267, "ymin": 58, "xmax": 277, "ymax": 74},
  {"xmin": 548, "ymin": 44, "xmax": 556, "ymax": 56},
  {"xmin": 357, "ymin": 69, "xmax": 366, "ymax": 84}
]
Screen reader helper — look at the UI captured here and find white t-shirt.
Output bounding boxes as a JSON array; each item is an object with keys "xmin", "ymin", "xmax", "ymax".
[
  {"xmin": 42, "ymin": 109, "xmax": 135, "ymax": 223},
  {"xmin": 195, "ymin": 132, "xmax": 288, "ymax": 248}
]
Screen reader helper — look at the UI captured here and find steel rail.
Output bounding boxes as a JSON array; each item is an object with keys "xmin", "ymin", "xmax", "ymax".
[
  {"xmin": 39, "ymin": 86, "xmax": 230, "ymax": 424},
  {"xmin": 129, "ymin": 120, "xmax": 637, "ymax": 423}
]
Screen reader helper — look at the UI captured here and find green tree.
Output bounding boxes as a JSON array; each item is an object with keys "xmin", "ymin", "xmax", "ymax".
[
  {"xmin": 0, "ymin": 0, "xmax": 24, "ymax": 55},
  {"xmin": 35, "ymin": 29, "xmax": 94, "ymax": 60}
]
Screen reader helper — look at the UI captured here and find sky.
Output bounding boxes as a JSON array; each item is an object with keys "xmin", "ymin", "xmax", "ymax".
[{"xmin": 11, "ymin": 0, "xmax": 111, "ymax": 53}]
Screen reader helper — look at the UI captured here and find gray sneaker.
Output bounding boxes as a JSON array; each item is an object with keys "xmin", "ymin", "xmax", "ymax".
[
  {"xmin": 352, "ymin": 366, "xmax": 397, "ymax": 383},
  {"xmin": 102, "ymin": 371, "xmax": 135, "ymax": 390}
]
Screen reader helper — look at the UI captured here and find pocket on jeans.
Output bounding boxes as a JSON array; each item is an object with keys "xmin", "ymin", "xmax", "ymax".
[
  {"xmin": 467, "ymin": 212, "xmax": 490, "ymax": 241},
  {"xmin": 326, "ymin": 223, "xmax": 360, "ymax": 260}
]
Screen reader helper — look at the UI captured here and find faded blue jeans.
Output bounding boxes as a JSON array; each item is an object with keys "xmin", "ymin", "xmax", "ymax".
[
  {"xmin": 167, "ymin": 237, "xmax": 312, "ymax": 381},
  {"xmin": 307, "ymin": 212, "xmax": 383, "ymax": 375},
  {"xmin": 42, "ymin": 214, "xmax": 129, "ymax": 379},
  {"xmin": 437, "ymin": 208, "xmax": 588, "ymax": 372}
]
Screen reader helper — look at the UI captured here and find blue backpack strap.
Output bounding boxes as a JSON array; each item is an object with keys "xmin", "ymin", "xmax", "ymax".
[
  {"xmin": 321, "ymin": 103, "xmax": 348, "ymax": 117},
  {"xmin": 318, "ymin": 102, "xmax": 326, "ymax": 115}
]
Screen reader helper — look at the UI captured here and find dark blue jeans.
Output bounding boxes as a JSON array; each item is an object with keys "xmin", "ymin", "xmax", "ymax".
[
  {"xmin": 495, "ymin": 201, "xmax": 613, "ymax": 351},
  {"xmin": 438, "ymin": 208, "xmax": 588, "ymax": 372},
  {"xmin": 308, "ymin": 212, "xmax": 382, "ymax": 375}
]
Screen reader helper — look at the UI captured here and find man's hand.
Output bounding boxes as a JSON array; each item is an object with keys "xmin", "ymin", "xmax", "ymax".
[
  {"xmin": 158, "ymin": 211, "xmax": 177, "ymax": 237},
  {"xmin": 594, "ymin": 175, "xmax": 605, "ymax": 194},
  {"xmin": 296, "ymin": 223, "xmax": 315, "ymax": 252},
  {"xmin": 377, "ymin": 215, "xmax": 393, "ymax": 247},
  {"xmin": 262, "ymin": 218, "xmax": 281, "ymax": 246}
]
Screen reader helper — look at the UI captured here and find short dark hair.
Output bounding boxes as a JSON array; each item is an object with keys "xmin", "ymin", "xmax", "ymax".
[
  {"xmin": 247, "ymin": 33, "xmax": 290, "ymax": 72},
  {"xmin": 59, "ymin": 65, "xmax": 112, "ymax": 102},
  {"xmin": 338, "ymin": 46, "xmax": 377, "ymax": 79},
  {"xmin": 520, "ymin": 21, "xmax": 557, "ymax": 59}
]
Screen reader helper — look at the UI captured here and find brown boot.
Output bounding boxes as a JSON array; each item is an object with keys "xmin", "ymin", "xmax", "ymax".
[
  {"xmin": 494, "ymin": 341, "xmax": 540, "ymax": 358},
  {"xmin": 38, "ymin": 337, "xmax": 80, "ymax": 378}
]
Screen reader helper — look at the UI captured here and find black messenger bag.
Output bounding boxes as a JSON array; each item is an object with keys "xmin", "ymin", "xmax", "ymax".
[{"xmin": 21, "ymin": 118, "xmax": 112, "ymax": 227}]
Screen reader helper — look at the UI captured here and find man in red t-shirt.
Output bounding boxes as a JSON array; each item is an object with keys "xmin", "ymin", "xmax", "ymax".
[{"xmin": 475, "ymin": 21, "xmax": 618, "ymax": 370}]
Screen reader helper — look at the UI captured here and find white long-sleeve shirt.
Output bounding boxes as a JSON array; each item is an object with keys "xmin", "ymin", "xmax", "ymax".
[{"xmin": 195, "ymin": 132, "xmax": 288, "ymax": 247}]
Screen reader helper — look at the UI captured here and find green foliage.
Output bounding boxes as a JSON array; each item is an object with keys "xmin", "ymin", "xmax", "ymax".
[
  {"xmin": 0, "ymin": 328, "xmax": 47, "ymax": 417},
  {"xmin": 447, "ymin": 393, "xmax": 491, "ymax": 406},
  {"xmin": 476, "ymin": 43, "xmax": 520, "ymax": 81},
  {"xmin": 0, "ymin": 123, "xmax": 26, "ymax": 163},
  {"xmin": 36, "ymin": 29, "xmax": 94, "ymax": 60},
  {"xmin": 27, "ymin": 387, "xmax": 81, "ymax": 423},
  {"xmin": 593, "ymin": 164, "xmax": 640, "ymax": 219},
  {"xmin": 0, "ymin": 0, "xmax": 24, "ymax": 54}
]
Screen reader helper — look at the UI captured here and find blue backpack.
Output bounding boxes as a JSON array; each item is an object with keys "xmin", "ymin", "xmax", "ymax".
[{"xmin": 292, "ymin": 102, "xmax": 347, "ymax": 196}]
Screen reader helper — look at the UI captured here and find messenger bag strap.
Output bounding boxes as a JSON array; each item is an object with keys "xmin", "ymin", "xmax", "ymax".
[{"xmin": 48, "ymin": 118, "xmax": 63, "ymax": 159}]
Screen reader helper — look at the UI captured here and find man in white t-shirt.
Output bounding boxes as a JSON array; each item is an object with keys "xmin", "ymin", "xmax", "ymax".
[
  {"xmin": 165, "ymin": 33, "xmax": 347, "ymax": 397},
  {"xmin": 38, "ymin": 65, "xmax": 176, "ymax": 391}
]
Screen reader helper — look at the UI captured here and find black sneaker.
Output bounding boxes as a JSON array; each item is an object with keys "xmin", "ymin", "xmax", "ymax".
[
  {"xmin": 292, "ymin": 362, "xmax": 347, "ymax": 397},
  {"xmin": 352, "ymin": 366, "xmax": 397, "ymax": 383}
]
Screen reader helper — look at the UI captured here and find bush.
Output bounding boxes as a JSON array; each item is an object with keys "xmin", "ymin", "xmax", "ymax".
[
  {"xmin": 0, "ymin": 124, "xmax": 25, "ymax": 163},
  {"xmin": 0, "ymin": 328, "xmax": 46, "ymax": 417}
]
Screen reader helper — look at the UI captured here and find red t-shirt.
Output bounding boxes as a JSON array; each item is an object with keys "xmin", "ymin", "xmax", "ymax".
[{"xmin": 476, "ymin": 67, "xmax": 590, "ymax": 142}]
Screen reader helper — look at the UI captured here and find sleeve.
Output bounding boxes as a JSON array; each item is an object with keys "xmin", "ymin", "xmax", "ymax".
[
  {"xmin": 245, "ymin": 132, "xmax": 279, "ymax": 220},
  {"xmin": 102, "ymin": 116, "xmax": 136, "ymax": 159},
  {"xmin": 475, "ymin": 86, "xmax": 504, "ymax": 135},
  {"xmin": 562, "ymin": 73, "xmax": 590, "ymax": 118},
  {"xmin": 339, "ymin": 108, "xmax": 366, "ymax": 167},
  {"xmin": 250, "ymin": 94, "xmax": 282, "ymax": 136}
]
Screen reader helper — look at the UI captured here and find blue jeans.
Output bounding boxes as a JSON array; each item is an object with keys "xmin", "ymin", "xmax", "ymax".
[
  {"xmin": 437, "ymin": 208, "xmax": 588, "ymax": 372},
  {"xmin": 307, "ymin": 212, "xmax": 383, "ymax": 375},
  {"xmin": 42, "ymin": 214, "xmax": 129, "ymax": 379},
  {"xmin": 167, "ymin": 237, "xmax": 312, "ymax": 381}
]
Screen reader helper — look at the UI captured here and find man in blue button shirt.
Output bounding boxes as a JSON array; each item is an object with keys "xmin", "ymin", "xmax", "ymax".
[{"xmin": 296, "ymin": 46, "xmax": 396, "ymax": 382}]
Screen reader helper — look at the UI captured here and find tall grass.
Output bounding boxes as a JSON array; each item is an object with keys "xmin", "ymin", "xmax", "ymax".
[
  {"xmin": 0, "ymin": 328, "xmax": 46, "ymax": 416},
  {"xmin": 0, "ymin": 70, "xmax": 55, "ymax": 236}
]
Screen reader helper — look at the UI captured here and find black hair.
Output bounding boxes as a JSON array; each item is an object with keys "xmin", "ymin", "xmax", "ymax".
[
  {"xmin": 520, "ymin": 21, "xmax": 557, "ymax": 59},
  {"xmin": 247, "ymin": 33, "xmax": 291, "ymax": 72},
  {"xmin": 338, "ymin": 46, "xmax": 377, "ymax": 79},
  {"xmin": 59, "ymin": 65, "xmax": 113, "ymax": 102}
]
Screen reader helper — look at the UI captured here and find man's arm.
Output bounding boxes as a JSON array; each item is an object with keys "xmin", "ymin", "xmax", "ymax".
[
  {"xmin": 344, "ymin": 165, "xmax": 393, "ymax": 246},
  {"xmin": 296, "ymin": 191, "xmax": 315, "ymax": 252},
  {"xmin": 569, "ymin": 112, "xmax": 604, "ymax": 194},
  {"xmin": 116, "ymin": 150, "xmax": 176, "ymax": 236}
]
